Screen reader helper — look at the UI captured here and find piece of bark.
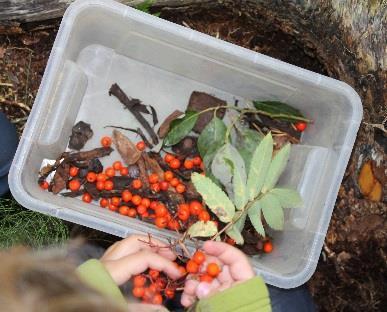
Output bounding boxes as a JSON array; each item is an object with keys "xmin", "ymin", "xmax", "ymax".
[
  {"xmin": 109, "ymin": 83, "xmax": 158, "ymax": 145},
  {"xmin": 112, "ymin": 130, "xmax": 141, "ymax": 166},
  {"xmin": 137, "ymin": 156, "xmax": 150, "ymax": 189},
  {"xmin": 184, "ymin": 181, "xmax": 201, "ymax": 201},
  {"xmin": 68, "ymin": 121, "xmax": 93, "ymax": 150},
  {"xmin": 171, "ymin": 136, "xmax": 198, "ymax": 157},
  {"xmin": 105, "ymin": 126, "xmax": 153, "ymax": 148},
  {"xmin": 188, "ymin": 91, "xmax": 226, "ymax": 133},
  {"xmin": 84, "ymin": 182, "xmax": 99, "ymax": 200},
  {"xmin": 51, "ymin": 163, "xmax": 70, "ymax": 194},
  {"xmin": 66, "ymin": 147, "xmax": 113, "ymax": 162},
  {"xmin": 111, "ymin": 176, "xmax": 132, "ymax": 190},
  {"xmin": 143, "ymin": 152, "xmax": 165, "ymax": 181},
  {"xmin": 158, "ymin": 110, "xmax": 184, "ymax": 138}
]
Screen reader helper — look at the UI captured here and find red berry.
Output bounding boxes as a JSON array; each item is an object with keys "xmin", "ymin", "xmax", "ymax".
[
  {"xmin": 149, "ymin": 269, "xmax": 160, "ymax": 280},
  {"xmin": 295, "ymin": 121, "xmax": 307, "ymax": 132},
  {"xmin": 152, "ymin": 293, "xmax": 163, "ymax": 305},
  {"xmin": 40, "ymin": 181, "xmax": 49, "ymax": 190},
  {"xmin": 120, "ymin": 167, "xmax": 129, "ymax": 176},
  {"xmin": 68, "ymin": 179, "xmax": 81, "ymax": 191},
  {"xmin": 104, "ymin": 180, "xmax": 114, "ymax": 191},
  {"xmin": 119, "ymin": 205, "xmax": 129, "ymax": 216},
  {"xmin": 137, "ymin": 204, "xmax": 147, "ymax": 215},
  {"xmin": 113, "ymin": 161, "xmax": 122, "ymax": 171},
  {"xmin": 168, "ymin": 219, "xmax": 180, "ymax": 231},
  {"xmin": 69, "ymin": 166, "xmax": 79, "ymax": 177},
  {"xmin": 82, "ymin": 193, "xmax": 92, "ymax": 203},
  {"xmin": 108, "ymin": 203, "xmax": 118, "ymax": 211},
  {"xmin": 105, "ymin": 167, "xmax": 115, "ymax": 178},
  {"xmin": 170, "ymin": 178, "xmax": 179, "ymax": 187},
  {"xmin": 128, "ymin": 208, "xmax": 137, "ymax": 217},
  {"xmin": 164, "ymin": 154, "xmax": 175, "ymax": 163},
  {"xmin": 155, "ymin": 277, "xmax": 166, "ymax": 291},
  {"xmin": 206, "ymin": 263, "xmax": 220, "ymax": 277},
  {"xmin": 177, "ymin": 205, "xmax": 190, "ymax": 221},
  {"xmin": 169, "ymin": 159, "xmax": 181, "ymax": 169},
  {"xmin": 200, "ymin": 274, "xmax": 213, "ymax": 283},
  {"xmin": 132, "ymin": 179, "xmax": 142, "ymax": 189},
  {"xmin": 132, "ymin": 195, "xmax": 142, "ymax": 206},
  {"xmin": 159, "ymin": 181, "xmax": 169, "ymax": 191},
  {"xmin": 150, "ymin": 201, "xmax": 158, "ymax": 210},
  {"xmin": 184, "ymin": 159, "xmax": 194, "ymax": 169},
  {"xmin": 164, "ymin": 288, "xmax": 175, "ymax": 299},
  {"xmin": 192, "ymin": 251, "xmax": 206, "ymax": 265},
  {"xmin": 96, "ymin": 180, "xmax": 105, "ymax": 191},
  {"xmin": 86, "ymin": 172, "xmax": 97, "ymax": 183},
  {"xmin": 175, "ymin": 183, "xmax": 186, "ymax": 193},
  {"xmin": 198, "ymin": 210, "xmax": 210, "ymax": 222},
  {"xmin": 186, "ymin": 260, "xmax": 199, "ymax": 274},
  {"xmin": 100, "ymin": 136, "xmax": 112, "ymax": 147},
  {"xmin": 193, "ymin": 156, "xmax": 202, "ymax": 166},
  {"xmin": 111, "ymin": 197, "xmax": 121, "ymax": 206},
  {"xmin": 178, "ymin": 266, "xmax": 187, "ymax": 276},
  {"xmin": 151, "ymin": 183, "xmax": 161, "ymax": 193},
  {"xmin": 164, "ymin": 171, "xmax": 174, "ymax": 181},
  {"xmin": 133, "ymin": 275, "xmax": 146, "ymax": 287},
  {"xmin": 136, "ymin": 141, "xmax": 146, "ymax": 151},
  {"xmin": 155, "ymin": 203, "xmax": 168, "ymax": 217},
  {"xmin": 132, "ymin": 287, "xmax": 145, "ymax": 298},
  {"xmin": 155, "ymin": 217, "xmax": 168, "ymax": 228},
  {"xmin": 226, "ymin": 237, "xmax": 236, "ymax": 246},
  {"xmin": 141, "ymin": 197, "xmax": 151, "ymax": 208},
  {"xmin": 148, "ymin": 173, "xmax": 159, "ymax": 184},
  {"xmin": 263, "ymin": 241, "xmax": 273, "ymax": 253},
  {"xmin": 189, "ymin": 201, "xmax": 203, "ymax": 215},
  {"xmin": 121, "ymin": 190, "xmax": 132, "ymax": 202},
  {"xmin": 100, "ymin": 198, "xmax": 108, "ymax": 208},
  {"xmin": 97, "ymin": 173, "xmax": 108, "ymax": 182}
]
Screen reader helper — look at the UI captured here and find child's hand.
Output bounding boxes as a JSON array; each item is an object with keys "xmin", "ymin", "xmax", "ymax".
[
  {"xmin": 181, "ymin": 240, "xmax": 255, "ymax": 307},
  {"xmin": 100, "ymin": 235, "xmax": 182, "ymax": 285}
]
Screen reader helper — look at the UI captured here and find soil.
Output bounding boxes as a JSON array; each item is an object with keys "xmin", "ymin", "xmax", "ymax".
[{"xmin": 0, "ymin": 3, "xmax": 385, "ymax": 312}]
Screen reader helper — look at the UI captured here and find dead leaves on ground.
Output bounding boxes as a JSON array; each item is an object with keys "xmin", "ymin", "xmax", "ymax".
[{"xmin": 358, "ymin": 160, "xmax": 383, "ymax": 202}]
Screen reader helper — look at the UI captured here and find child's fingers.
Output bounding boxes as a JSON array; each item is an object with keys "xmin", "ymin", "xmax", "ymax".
[
  {"xmin": 195, "ymin": 279, "xmax": 221, "ymax": 299},
  {"xmin": 181, "ymin": 293, "xmax": 196, "ymax": 307},
  {"xmin": 101, "ymin": 235, "xmax": 176, "ymax": 261},
  {"xmin": 103, "ymin": 250, "xmax": 182, "ymax": 285},
  {"xmin": 183, "ymin": 278, "xmax": 200, "ymax": 297}
]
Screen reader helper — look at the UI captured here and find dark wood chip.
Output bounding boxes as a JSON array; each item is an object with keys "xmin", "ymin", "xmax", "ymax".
[
  {"xmin": 69, "ymin": 121, "xmax": 93, "ymax": 150},
  {"xmin": 51, "ymin": 163, "xmax": 70, "ymax": 194}
]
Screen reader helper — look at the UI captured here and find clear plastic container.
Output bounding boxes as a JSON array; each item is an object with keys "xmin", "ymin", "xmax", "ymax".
[{"xmin": 9, "ymin": 0, "xmax": 362, "ymax": 288}]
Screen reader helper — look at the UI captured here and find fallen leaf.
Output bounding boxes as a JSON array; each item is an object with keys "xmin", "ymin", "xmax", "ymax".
[
  {"xmin": 52, "ymin": 163, "xmax": 70, "ymax": 194},
  {"xmin": 157, "ymin": 110, "xmax": 183, "ymax": 138},
  {"xmin": 142, "ymin": 152, "xmax": 164, "ymax": 181},
  {"xmin": 337, "ymin": 251, "xmax": 351, "ymax": 263},
  {"xmin": 358, "ymin": 161, "xmax": 376, "ymax": 196},
  {"xmin": 112, "ymin": 130, "xmax": 141, "ymax": 165},
  {"xmin": 368, "ymin": 180, "xmax": 382, "ymax": 202}
]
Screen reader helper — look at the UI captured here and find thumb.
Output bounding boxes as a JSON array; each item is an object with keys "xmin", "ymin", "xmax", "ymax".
[{"xmin": 195, "ymin": 279, "xmax": 221, "ymax": 299}]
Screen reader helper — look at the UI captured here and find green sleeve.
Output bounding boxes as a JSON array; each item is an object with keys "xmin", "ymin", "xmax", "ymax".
[
  {"xmin": 192, "ymin": 277, "xmax": 271, "ymax": 312},
  {"xmin": 76, "ymin": 259, "xmax": 127, "ymax": 308}
]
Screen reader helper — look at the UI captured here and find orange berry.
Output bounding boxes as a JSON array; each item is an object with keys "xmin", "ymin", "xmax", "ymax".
[
  {"xmin": 152, "ymin": 293, "xmax": 163, "ymax": 305},
  {"xmin": 177, "ymin": 205, "xmax": 190, "ymax": 221},
  {"xmin": 192, "ymin": 251, "xmax": 206, "ymax": 265},
  {"xmin": 175, "ymin": 183, "xmax": 186, "ymax": 193},
  {"xmin": 184, "ymin": 159, "xmax": 194, "ymax": 169},
  {"xmin": 295, "ymin": 121, "xmax": 307, "ymax": 132},
  {"xmin": 108, "ymin": 203, "xmax": 118, "ymax": 211},
  {"xmin": 142, "ymin": 211, "xmax": 149, "ymax": 218},
  {"xmin": 150, "ymin": 201, "xmax": 158, "ymax": 210},
  {"xmin": 169, "ymin": 158, "xmax": 181, "ymax": 169},
  {"xmin": 137, "ymin": 204, "xmax": 147, "ymax": 215},
  {"xmin": 178, "ymin": 266, "xmax": 187, "ymax": 275},
  {"xmin": 164, "ymin": 171, "xmax": 174, "ymax": 181},
  {"xmin": 155, "ymin": 278, "xmax": 166, "ymax": 291},
  {"xmin": 141, "ymin": 197, "xmax": 151, "ymax": 208},
  {"xmin": 148, "ymin": 173, "xmax": 159, "ymax": 184},
  {"xmin": 128, "ymin": 208, "xmax": 137, "ymax": 217},
  {"xmin": 120, "ymin": 167, "xmax": 129, "ymax": 176},
  {"xmin": 206, "ymin": 263, "xmax": 220, "ymax": 277},
  {"xmin": 104, "ymin": 180, "xmax": 114, "ymax": 191},
  {"xmin": 100, "ymin": 136, "xmax": 112, "ymax": 147},
  {"xmin": 189, "ymin": 201, "xmax": 203, "ymax": 215},
  {"xmin": 96, "ymin": 173, "xmax": 108, "ymax": 182},
  {"xmin": 118, "ymin": 205, "xmax": 129, "ymax": 216},
  {"xmin": 155, "ymin": 216, "xmax": 168, "ymax": 228},
  {"xmin": 164, "ymin": 154, "xmax": 175, "ymax": 163},
  {"xmin": 200, "ymin": 274, "xmax": 213, "ymax": 283},
  {"xmin": 69, "ymin": 166, "xmax": 79, "ymax": 177},
  {"xmin": 151, "ymin": 183, "xmax": 160, "ymax": 193},
  {"xmin": 170, "ymin": 178, "xmax": 179, "ymax": 187},
  {"xmin": 132, "ymin": 179, "xmax": 142, "ymax": 189},
  {"xmin": 134, "ymin": 275, "xmax": 146, "ymax": 287},
  {"xmin": 132, "ymin": 287, "xmax": 145, "ymax": 298},
  {"xmin": 263, "ymin": 241, "xmax": 273, "ymax": 253},
  {"xmin": 99, "ymin": 198, "xmax": 108, "ymax": 208},
  {"xmin": 105, "ymin": 167, "xmax": 115, "ymax": 178},
  {"xmin": 226, "ymin": 237, "xmax": 236, "ymax": 246},
  {"xmin": 193, "ymin": 156, "xmax": 202, "ymax": 166},
  {"xmin": 68, "ymin": 179, "xmax": 81, "ymax": 192},
  {"xmin": 132, "ymin": 195, "xmax": 142, "ymax": 206},
  {"xmin": 113, "ymin": 161, "xmax": 122, "ymax": 171},
  {"xmin": 40, "ymin": 181, "xmax": 49, "ymax": 190},
  {"xmin": 168, "ymin": 219, "xmax": 180, "ymax": 231},
  {"xmin": 121, "ymin": 190, "xmax": 132, "ymax": 202},
  {"xmin": 82, "ymin": 193, "xmax": 92, "ymax": 203},
  {"xmin": 155, "ymin": 203, "xmax": 168, "ymax": 217},
  {"xmin": 86, "ymin": 172, "xmax": 97, "ymax": 183},
  {"xmin": 164, "ymin": 288, "xmax": 175, "ymax": 299},
  {"xmin": 149, "ymin": 269, "xmax": 159, "ymax": 280},
  {"xmin": 159, "ymin": 181, "xmax": 169, "ymax": 191},
  {"xmin": 96, "ymin": 180, "xmax": 105, "ymax": 191},
  {"xmin": 136, "ymin": 141, "xmax": 146, "ymax": 151},
  {"xmin": 186, "ymin": 260, "xmax": 199, "ymax": 274},
  {"xmin": 199, "ymin": 210, "xmax": 210, "ymax": 222},
  {"xmin": 111, "ymin": 197, "xmax": 121, "ymax": 206}
]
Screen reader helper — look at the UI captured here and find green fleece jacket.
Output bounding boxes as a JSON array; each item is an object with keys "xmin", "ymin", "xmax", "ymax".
[{"xmin": 77, "ymin": 259, "xmax": 271, "ymax": 312}]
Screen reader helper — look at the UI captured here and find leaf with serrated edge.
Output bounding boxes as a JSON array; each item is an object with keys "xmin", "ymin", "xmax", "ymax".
[
  {"xmin": 191, "ymin": 173, "xmax": 235, "ymax": 223},
  {"xmin": 226, "ymin": 211, "xmax": 245, "ymax": 244},
  {"xmin": 246, "ymin": 133, "xmax": 273, "ymax": 200},
  {"xmin": 198, "ymin": 117, "xmax": 227, "ymax": 157},
  {"xmin": 211, "ymin": 145, "xmax": 233, "ymax": 190},
  {"xmin": 164, "ymin": 111, "xmax": 199, "ymax": 146},
  {"xmin": 270, "ymin": 188, "xmax": 303, "ymax": 208},
  {"xmin": 188, "ymin": 221, "xmax": 218, "ymax": 238},
  {"xmin": 262, "ymin": 143, "xmax": 290, "ymax": 193},
  {"xmin": 248, "ymin": 201, "xmax": 265, "ymax": 237},
  {"xmin": 260, "ymin": 193, "xmax": 284, "ymax": 230},
  {"xmin": 226, "ymin": 226, "xmax": 244, "ymax": 245}
]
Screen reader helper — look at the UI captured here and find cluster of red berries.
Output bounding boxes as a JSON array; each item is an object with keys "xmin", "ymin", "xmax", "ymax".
[
  {"xmin": 164, "ymin": 153, "xmax": 204, "ymax": 171},
  {"xmin": 131, "ymin": 269, "xmax": 176, "ymax": 304},
  {"xmin": 186, "ymin": 250, "xmax": 221, "ymax": 283},
  {"xmin": 177, "ymin": 200, "xmax": 211, "ymax": 223}
]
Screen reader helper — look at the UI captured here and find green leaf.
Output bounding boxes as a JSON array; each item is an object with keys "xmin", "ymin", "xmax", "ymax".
[
  {"xmin": 259, "ymin": 193, "xmax": 284, "ymax": 231},
  {"xmin": 203, "ymin": 151, "xmax": 222, "ymax": 186},
  {"xmin": 187, "ymin": 221, "xmax": 218, "ymax": 238},
  {"xmin": 191, "ymin": 173, "xmax": 235, "ymax": 223},
  {"xmin": 270, "ymin": 188, "xmax": 303, "ymax": 208},
  {"xmin": 226, "ymin": 211, "xmax": 246, "ymax": 245},
  {"xmin": 262, "ymin": 143, "xmax": 290, "ymax": 193},
  {"xmin": 247, "ymin": 201, "xmax": 265, "ymax": 237},
  {"xmin": 164, "ymin": 111, "xmax": 199, "ymax": 146},
  {"xmin": 234, "ymin": 128, "xmax": 263, "ymax": 172},
  {"xmin": 211, "ymin": 145, "xmax": 233, "ymax": 190},
  {"xmin": 198, "ymin": 117, "xmax": 227, "ymax": 158},
  {"xmin": 246, "ymin": 133, "xmax": 273, "ymax": 200},
  {"xmin": 253, "ymin": 101, "xmax": 310, "ymax": 122}
]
